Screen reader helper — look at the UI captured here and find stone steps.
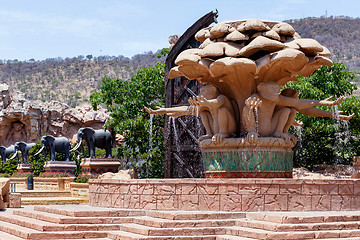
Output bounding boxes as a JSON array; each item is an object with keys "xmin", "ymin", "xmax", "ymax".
[
  {"xmin": 236, "ymin": 218, "xmax": 360, "ymax": 232},
  {"xmin": 0, "ymin": 230, "xmax": 25, "ymax": 240},
  {"xmin": 1, "ymin": 210, "xmax": 122, "ymax": 232},
  {"xmin": 0, "ymin": 219, "xmax": 109, "ymax": 239},
  {"xmin": 14, "ymin": 208, "xmax": 134, "ymax": 224},
  {"xmin": 133, "ymin": 215, "xmax": 237, "ymax": 228},
  {"xmin": 216, "ymin": 236, "xmax": 257, "ymax": 240},
  {"xmin": 246, "ymin": 211, "xmax": 360, "ymax": 224},
  {"xmin": 18, "ymin": 189, "xmax": 88, "ymax": 205},
  {"xmin": 34, "ymin": 205, "xmax": 145, "ymax": 217},
  {"xmin": 2, "ymin": 205, "xmax": 360, "ymax": 239},
  {"xmin": 144, "ymin": 210, "xmax": 245, "ymax": 220},
  {"xmin": 108, "ymin": 230, "xmax": 218, "ymax": 240},
  {"xmin": 119, "ymin": 222, "xmax": 227, "ymax": 236},
  {"xmin": 17, "ymin": 190, "xmax": 72, "ymax": 198},
  {"xmin": 21, "ymin": 197, "xmax": 88, "ymax": 205},
  {"xmin": 226, "ymin": 225, "xmax": 360, "ymax": 239}
]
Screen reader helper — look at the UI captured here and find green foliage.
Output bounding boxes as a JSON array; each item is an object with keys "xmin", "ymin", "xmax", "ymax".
[
  {"xmin": 39, "ymin": 172, "xmax": 70, "ymax": 178},
  {"xmin": 157, "ymin": 48, "xmax": 170, "ymax": 59},
  {"xmin": 91, "ymin": 62, "xmax": 165, "ymax": 178},
  {"xmin": 0, "ymin": 173, "xmax": 11, "ymax": 178},
  {"xmin": 0, "ymin": 158, "xmax": 18, "ymax": 175},
  {"xmin": 75, "ymin": 173, "xmax": 97, "ymax": 183},
  {"xmin": 284, "ymin": 62, "xmax": 359, "ymax": 169},
  {"xmin": 29, "ymin": 141, "xmax": 47, "ymax": 176},
  {"xmin": 12, "ymin": 172, "xmax": 33, "ymax": 178}
]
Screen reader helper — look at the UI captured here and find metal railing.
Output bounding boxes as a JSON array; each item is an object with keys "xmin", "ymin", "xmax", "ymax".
[{"xmin": 9, "ymin": 183, "xmax": 16, "ymax": 193}]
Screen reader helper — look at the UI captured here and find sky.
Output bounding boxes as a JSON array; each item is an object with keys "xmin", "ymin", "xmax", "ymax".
[{"xmin": 0, "ymin": 0, "xmax": 359, "ymax": 61}]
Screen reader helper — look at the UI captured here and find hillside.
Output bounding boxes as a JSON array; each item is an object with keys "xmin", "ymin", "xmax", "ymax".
[
  {"xmin": 286, "ymin": 16, "xmax": 360, "ymax": 78},
  {"xmin": 0, "ymin": 16, "xmax": 359, "ymax": 105},
  {"xmin": 0, "ymin": 52, "xmax": 165, "ymax": 107}
]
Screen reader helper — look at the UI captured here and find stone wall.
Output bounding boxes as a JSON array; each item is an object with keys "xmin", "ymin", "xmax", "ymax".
[{"xmin": 89, "ymin": 178, "xmax": 360, "ymax": 211}]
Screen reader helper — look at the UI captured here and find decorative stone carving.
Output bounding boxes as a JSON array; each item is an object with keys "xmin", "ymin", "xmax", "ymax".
[{"xmin": 241, "ymin": 82, "xmax": 344, "ymax": 143}]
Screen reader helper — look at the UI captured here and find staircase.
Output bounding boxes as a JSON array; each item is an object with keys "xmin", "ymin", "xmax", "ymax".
[
  {"xmin": 17, "ymin": 190, "xmax": 88, "ymax": 205},
  {"xmin": 1, "ymin": 205, "xmax": 360, "ymax": 239}
]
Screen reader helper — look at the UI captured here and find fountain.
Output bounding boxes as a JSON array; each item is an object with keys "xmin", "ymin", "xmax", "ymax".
[
  {"xmin": 89, "ymin": 16, "xmax": 359, "ymax": 213},
  {"xmin": 146, "ymin": 18, "xmax": 353, "ymax": 178}
]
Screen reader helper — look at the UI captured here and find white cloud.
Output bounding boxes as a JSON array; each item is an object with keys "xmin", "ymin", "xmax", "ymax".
[{"xmin": 0, "ymin": 9, "xmax": 121, "ymax": 38}]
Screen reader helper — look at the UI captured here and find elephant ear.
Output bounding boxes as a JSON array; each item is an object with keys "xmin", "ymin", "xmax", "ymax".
[
  {"xmin": 45, "ymin": 135, "xmax": 56, "ymax": 145},
  {"xmin": 83, "ymin": 127, "xmax": 95, "ymax": 134},
  {"xmin": 16, "ymin": 141, "xmax": 26, "ymax": 148}
]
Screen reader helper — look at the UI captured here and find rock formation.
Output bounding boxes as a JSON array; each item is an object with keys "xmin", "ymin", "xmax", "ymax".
[
  {"xmin": 98, "ymin": 169, "xmax": 138, "ymax": 179},
  {"xmin": 0, "ymin": 178, "xmax": 10, "ymax": 209},
  {"xmin": 0, "ymin": 84, "xmax": 111, "ymax": 147}
]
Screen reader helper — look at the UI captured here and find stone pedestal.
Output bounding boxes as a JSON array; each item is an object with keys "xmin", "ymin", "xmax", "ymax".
[
  {"xmin": 80, "ymin": 158, "xmax": 120, "ymax": 176},
  {"xmin": 17, "ymin": 164, "xmax": 32, "ymax": 173},
  {"xmin": 200, "ymin": 137, "xmax": 296, "ymax": 178},
  {"xmin": 9, "ymin": 193, "xmax": 21, "ymax": 208},
  {"xmin": 44, "ymin": 161, "xmax": 77, "ymax": 177}
]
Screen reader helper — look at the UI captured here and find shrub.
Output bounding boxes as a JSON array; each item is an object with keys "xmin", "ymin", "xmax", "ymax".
[
  {"xmin": 12, "ymin": 172, "xmax": 33, "ymax": 178},
  {"xmin": 75, "ymin": 174, "xmax": 97, "ymax": 183}
]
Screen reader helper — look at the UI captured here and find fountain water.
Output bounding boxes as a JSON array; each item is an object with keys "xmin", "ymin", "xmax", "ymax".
[{"xmin": 148, "ymin": 114, "xmax": 154, "ymax": 150}]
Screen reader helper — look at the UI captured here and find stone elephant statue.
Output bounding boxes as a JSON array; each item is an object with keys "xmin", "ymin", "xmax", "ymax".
[
  {"xmin": 13, "ymin": 142, "xmax": 36, "ymax": 164},
  {"xmin": 35, "ymin": 135, "xmax": 70, "ymax": 161},
  {"xmin": 0, "ymin": 145, "xmax": 17, "ymax": 163},
  {"xmin": 71, "ymin": 127, "xmax": 113, "ymax": 158}
]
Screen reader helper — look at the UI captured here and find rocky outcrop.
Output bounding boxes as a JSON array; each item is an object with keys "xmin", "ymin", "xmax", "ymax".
[
  {"xmin": 0, "ymin": 84, "xmax": 111, "ymax": 146},
  {"xmin": 98, "ymin": 169, "xmax": 138, "ymax": 179},
  {"xmin": 0, "ymin": 178, "xmax": 10, "ymax": 209}
]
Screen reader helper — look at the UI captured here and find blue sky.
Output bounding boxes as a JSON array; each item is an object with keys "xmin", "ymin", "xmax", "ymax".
[{"xmin": 0, "ymin": 0, "xmax": 359, "ymax": 61}]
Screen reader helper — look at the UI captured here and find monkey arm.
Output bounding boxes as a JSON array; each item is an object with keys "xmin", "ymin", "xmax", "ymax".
[
  {"xmin": 278, "ymin": 95, "xmax": 343, "ymax": 109},
  {"xmin": 196, "ymin": 95, "xmax": 226, "ymax": 108},
  {"xmin": 297, "ymin": 107, "xmax": 334, "ymax": 118},
  {"xmin": 297, "ymin": 107, "xmax": 354, "ymax": 121}
]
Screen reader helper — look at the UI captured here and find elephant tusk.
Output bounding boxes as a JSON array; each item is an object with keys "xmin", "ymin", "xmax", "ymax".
[
  {"xmin": 34, "ymin": 146, "xmax": 45, "ymax": 156},
  {"xmin": 70, "ymin": 142, "xmax": 82, "ymax": 152},
  {"xmin": 9, "ymin": 151, "xmax": 18, "ymax": 160}
]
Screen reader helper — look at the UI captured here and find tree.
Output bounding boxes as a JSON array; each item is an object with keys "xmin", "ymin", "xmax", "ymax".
[
  {"xmin": 284, "ymin": 62, "xmax": 360, "ymax": 169},
  {"xmin": 90, "ymin": 61, "xmax": 165, "ymax": 178}
]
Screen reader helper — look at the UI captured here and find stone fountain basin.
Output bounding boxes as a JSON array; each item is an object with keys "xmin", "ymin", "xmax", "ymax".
[{"xmin": 200, "ymin": 137, "xmax": 296, "ymax": 178}]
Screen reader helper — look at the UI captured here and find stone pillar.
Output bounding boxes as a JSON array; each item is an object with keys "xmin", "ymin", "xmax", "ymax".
[
  {"xmin": 17, "ymin": 164, "xmax": 32, "ymax": 173},
  {"xmin": 9, "ymin": 193, "xmax": 21, "ymax": 208},
  {"xmin": 44, "ymin": 161, "xmax": 77, "ymax": 177},
  {"xmin": 80, "ymin": 158, "xmax": 120, "ymax": 176}
]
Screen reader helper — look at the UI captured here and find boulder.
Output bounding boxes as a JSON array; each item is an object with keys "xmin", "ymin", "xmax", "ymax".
[
  {"xmin": 98, "ymin": 169, "xmax": 138, "ymax": 180},
  {"xmin": 0, "ymin": 178, "xmax": 10, "ymax": 209}
]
